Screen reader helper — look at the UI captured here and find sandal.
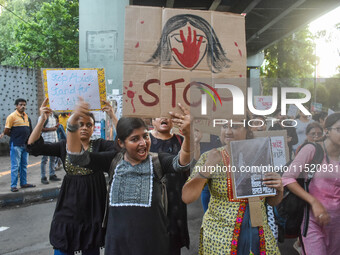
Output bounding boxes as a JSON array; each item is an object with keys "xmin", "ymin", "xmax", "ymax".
[
  {"xmin": 11, "ymin": 187, "xmax": 19, "ymax": 192},
  {"xmin": 21, "ymin": 184, "xmax": 36, "ymax": 188}
]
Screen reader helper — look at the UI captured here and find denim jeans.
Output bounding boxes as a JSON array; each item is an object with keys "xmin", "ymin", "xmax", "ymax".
[
  {"xmin": 41, "ymin": 155, "xmax": 56, "ymax": 178},
  {"xmin": 10, "ymin": 143, "xmax": 28, "ymax": 188},
  {"xmin": 54, "ymin": 248, "xmax": 100, "ymax": 255}
]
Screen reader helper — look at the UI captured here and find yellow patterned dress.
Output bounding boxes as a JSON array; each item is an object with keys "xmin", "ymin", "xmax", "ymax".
[{"xmin": 189, "ymin": 147, "xmax": 280, "ymax": 255}]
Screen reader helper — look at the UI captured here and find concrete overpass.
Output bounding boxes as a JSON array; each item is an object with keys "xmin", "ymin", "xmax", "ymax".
[{"xmin": 79, "ymin": 0, "xmax": 340, "ymax": 94}]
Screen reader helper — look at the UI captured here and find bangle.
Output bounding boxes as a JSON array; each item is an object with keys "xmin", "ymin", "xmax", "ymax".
[
  {"xmin": 198, "ymin": 172, "xmax": 209, "ymax": 179},
  {"xmin": 67, "ymin": 121, "xmax": 79, "ymax": 133}
]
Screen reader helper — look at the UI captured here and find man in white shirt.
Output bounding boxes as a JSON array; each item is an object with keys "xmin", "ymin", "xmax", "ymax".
[{"xmin": 40, "ymin": 113, "xmax": 61, "ymax": 184}]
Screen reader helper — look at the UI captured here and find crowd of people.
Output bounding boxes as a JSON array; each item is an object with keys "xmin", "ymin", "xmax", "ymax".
[{"xmin": 0, "ymin": 97, "xmax": 339, "ymax": 255}]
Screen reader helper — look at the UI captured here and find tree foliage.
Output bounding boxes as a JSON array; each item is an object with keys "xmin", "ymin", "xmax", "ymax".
[
  {"xmin": 261, "ymin": 27, "xmax": 315, "ymax": 79},
  {"xmin": 0, "ymin": 0, "xmax": 78, "ymax": 68}
]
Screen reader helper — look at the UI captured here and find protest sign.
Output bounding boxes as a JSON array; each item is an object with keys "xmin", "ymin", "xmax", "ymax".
[
  {"xmin": 254, "ymin": 96, "xmax": 273, "ymax": 110},
  {"xmin": 311, "ymin": 102, "xmax": 322, "ymax": 112},
  {"xmin": 42, "ymin": 68, "xmax": 106, "ymax": 111},
  {"xmin": 230, "ymin": 137, "xmax": 276, "ymax": 199},
  {"xmin": 253, "ymin": 130, "xmax": 289, "ymax": 169},
  {"xmin": 287, "ymin": 104, "xmax": 299, "ymax": 118},
  {"xmin": 123, "ymin": 6, "xmax": 246, "ymax": 118},
  {"xmin": 328, "ymin": 108, "xmax": 335, "ymax": 115}
]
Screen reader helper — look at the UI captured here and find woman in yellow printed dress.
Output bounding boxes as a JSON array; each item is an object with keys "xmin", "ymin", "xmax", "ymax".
[{"xmin": 182, "ymin": 116, "xmax": 283, "ymax": 255}]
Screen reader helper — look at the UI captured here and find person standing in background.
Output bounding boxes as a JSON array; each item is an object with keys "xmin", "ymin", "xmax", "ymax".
[
  {"xmin": 149, "ymin": 116, "xmax": 190, "ymax": 255},
  {"xmin": 1, "ymin": 98, "xmax": 35, "ymax": 192},
  {"xmin": 292, "ymin": 110, "xmax": 314, "ymax": 154},
  {"xmin": 40, "ymin": 112, "xmax": 61, "ymax": 184},
  {"xmin": 58, "ymin": 113, "xmax": 69, "ymax": 132}
]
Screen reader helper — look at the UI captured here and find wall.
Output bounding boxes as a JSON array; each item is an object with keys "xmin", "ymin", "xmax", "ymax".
[
  {"xmin": 0, "ymin": 66, "xmax": 40, "ymax": 155},
  {"xmin": 79, "ymin": 0, "xmax": 129, "ymax": 94}
]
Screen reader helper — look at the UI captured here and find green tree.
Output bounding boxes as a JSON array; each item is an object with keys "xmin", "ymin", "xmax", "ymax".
[
  {"xmin": 261, "ymin": 27, "xmax": 316, "ymax": 95},
  {"xmin": 0, "ymin": 0, "xmax": 78, "ymax": 68}
]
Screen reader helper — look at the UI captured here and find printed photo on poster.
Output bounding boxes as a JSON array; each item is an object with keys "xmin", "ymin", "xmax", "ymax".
[{"xmin": 230, "ymin": 137, "xmax": 276, "ymax": 199}]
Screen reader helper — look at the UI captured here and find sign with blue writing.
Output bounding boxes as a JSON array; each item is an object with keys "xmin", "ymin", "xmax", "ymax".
[{"xmin": 42, "ymin": 68, "xmax": 106, "ymax": 111}]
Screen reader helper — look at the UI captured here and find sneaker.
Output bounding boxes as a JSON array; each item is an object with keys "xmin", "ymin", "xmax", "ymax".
[
  {"xmin": 49, "ymin": 175, "xmax": 61, "ymax": 181},
  {"xmin": 41, "ymin": 177, "xmax": 49, "ymax": 185},
  {"xmin": 293, "ymin": 239, "xmax": 302, "ymax": 255},
  {"xmin": 11, "ymin": 187, "xmax": 19, "ymax": 192}
]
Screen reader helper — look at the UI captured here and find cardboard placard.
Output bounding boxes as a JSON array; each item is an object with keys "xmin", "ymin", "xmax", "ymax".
[
  {"xmin": 42, "ymin": 68, "xmax": 106, "ymax": 111},
  {"xmin": 230, "ymin": 137, "xmax": 276, "ymax": 199},
  {"xmin": 287, "ymin": 104, "xmax": 299, "ymax": 118},
  {"xmin": 248, "ymin": 197, "xmax": 264, "ymax": 227},
  {"xmin": 254, "ymin": 96, "xmax": 273, "ymax": 110},
  {"xmin": 123, "ymin": 6, "xmax": 246, "ymax": 118},
  {"xmin": 253, "ymin": 130, "xmax": 289, "ymax": 170}
]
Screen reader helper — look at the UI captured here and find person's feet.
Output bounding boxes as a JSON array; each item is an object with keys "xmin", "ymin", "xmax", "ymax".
[
  {"xmin": 41, "ymin": 177, "xmax": 49, "ymax": 184},
  {"xmin": 49, "ymin": 175, "xmax": 61, "ymax": 182},
  {"xmin": 10, "ymin": 187, "xmax": 19, "ymax": 192},
  {"xmin": 21, "ymin": 184, "xmax": 36, "ymax": 188}
]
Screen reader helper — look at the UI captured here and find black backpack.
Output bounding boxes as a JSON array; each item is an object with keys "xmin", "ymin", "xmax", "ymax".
[{"xmin": 275, "ymin": 142, "xmax": 324, "ymax": 243}]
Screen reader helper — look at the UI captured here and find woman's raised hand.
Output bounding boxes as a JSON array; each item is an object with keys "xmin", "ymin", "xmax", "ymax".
[
  {"xmin": 70, "ymin": 97, "xmax": 90, "ymax": 124},
  {"xmin": 169, "ymin": 103, "xmax": 192, "ymax": 138},
  {"xmin": 40, "ymin": 98, "xmax": 53, "ymax": 122}
]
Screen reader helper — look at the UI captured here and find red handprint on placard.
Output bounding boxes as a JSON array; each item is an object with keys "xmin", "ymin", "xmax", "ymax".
[
  {"xmin": 123, "ymin": 81, "xmax": 136, "ymax": 113},
  {"xmin": 172, "ymin": 26, "xmax": 203, "ymax": 69}
]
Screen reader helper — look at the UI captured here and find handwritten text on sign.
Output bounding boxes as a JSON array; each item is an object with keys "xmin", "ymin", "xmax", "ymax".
[
  {"xmin": 44, "ymin": 69, "xmax": 103, "ymax": 111},
  {"xmin": 254, "ymin": 96, "xmax": 273, "ymax": 110},
  {"xmin": 270, "ymin": 136, "xmax": 287, "ymax": 168}
]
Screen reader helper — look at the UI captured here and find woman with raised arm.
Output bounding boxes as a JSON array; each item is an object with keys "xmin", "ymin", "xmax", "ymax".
[
  {"xmin": 67, "ymin": 99, "xmax": 193, "ymax": 255},
  {"xmin": 182, "ymin": 114, "xmax": 283, "ymax": 255},
  {"xmin": 27, "ymin": 98, "xmax": 117, "ymax": 255}
]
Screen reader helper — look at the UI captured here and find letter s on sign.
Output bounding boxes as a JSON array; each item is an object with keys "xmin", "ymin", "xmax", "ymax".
[{"xmin": 138, "ymin": 79, "xmax": 160, "ymax": 107}]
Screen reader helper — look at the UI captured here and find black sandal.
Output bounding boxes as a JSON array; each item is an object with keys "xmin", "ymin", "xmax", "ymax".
[{"xmin": 21, "ymin": 184, "xmax": 36, "ymax": 188}]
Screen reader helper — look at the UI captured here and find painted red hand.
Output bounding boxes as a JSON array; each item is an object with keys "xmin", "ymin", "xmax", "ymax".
[{"xmin": 172, "ymin": 27, "xmax": 203, "ymax": 69}]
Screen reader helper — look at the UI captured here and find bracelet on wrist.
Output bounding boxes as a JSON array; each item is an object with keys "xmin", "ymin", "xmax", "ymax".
[{"xmin": 67, "ymin": 121, "xmax": 79, "ymax": 133}]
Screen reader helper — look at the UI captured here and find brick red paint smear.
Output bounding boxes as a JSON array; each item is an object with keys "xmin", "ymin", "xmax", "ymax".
[
  {"xmin": 172, "ymin": 27, "xmax": 203, "ymax": 68},
  {"xmin": 234, "ymin": 41, "xmax": 242, "ymax": 57},
  {"xmin": 125, "ymin": 83, "xmax": 136, "ymax": 113},
  {"xmin": 135, "ymin": 42, "xmax": 139, "ymax": 48},
  {"xmin": 141, "ymin": 21, "xmax": 144, "ymax": 24}
]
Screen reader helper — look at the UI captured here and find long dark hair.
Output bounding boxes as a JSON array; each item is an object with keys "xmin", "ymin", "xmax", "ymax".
[
  {"xmin": 148, "ymin": 14, "xmax": 231, "ymax": 73},
  {"xmin": 324, "ymin": 112, "xmax": 340, "ymax": 130}
]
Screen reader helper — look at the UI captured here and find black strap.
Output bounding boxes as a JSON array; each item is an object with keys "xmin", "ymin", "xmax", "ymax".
[
  {"xmin": 102, "ymin": 152, "xmax": 124, "ymax": 228},
  {"xmin": 150, "ymin": 152, "xmax": 168, "ymax": 215}
]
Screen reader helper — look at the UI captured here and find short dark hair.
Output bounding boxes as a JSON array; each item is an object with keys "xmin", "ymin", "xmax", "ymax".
[
  {"xmin": 116, "ymin": 117, "xmax": 147, "ymax": 142},
  {"xmin": 313, "ymin": 111, "xmax": 328, "ymax": 122},
  {"xmin": 305, "ymin": 122, "xmax": 323, "ymax": 135},
  {"xmin": 15, "ymin": 98, "xmax": 26, "ymax": 105}
]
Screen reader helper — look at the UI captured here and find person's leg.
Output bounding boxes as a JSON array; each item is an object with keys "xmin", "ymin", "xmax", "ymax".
[
  {"xmin": 19, "ymin": 147, "xmax": 28, "ymax": 186},
  {"xmin": 10, "ymin": 144, "xmax": 20, "ymax": 189},
  {"xmin": 301, "ymin": 217, "xmax": 326, "ymax": 255},
  {"xmin": 82, "ymin": 247, "xmax": 100, "ymax": 255},
  {"xmin": 49, "ymin": 156, "xmax": 57, "ymax": 177},
  {"xmin": 41, "ymin": 155, "xmax": 49, "ymax": 184}
]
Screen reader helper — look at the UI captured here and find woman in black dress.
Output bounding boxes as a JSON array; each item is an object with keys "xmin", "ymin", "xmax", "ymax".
[
  {"xmin": 66, "ymin": 99, "xmax": 193, "ymax": 255},
  {"xmin": 27, "ymin": 98, "xmax": 116, "ymax": 255}
]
